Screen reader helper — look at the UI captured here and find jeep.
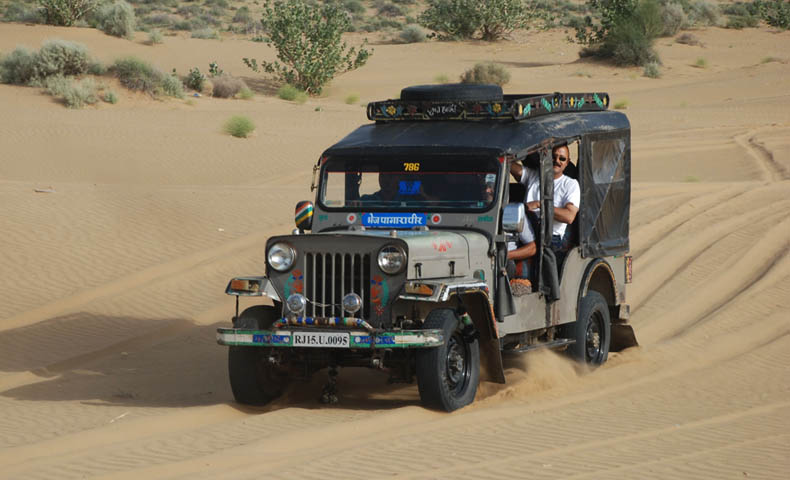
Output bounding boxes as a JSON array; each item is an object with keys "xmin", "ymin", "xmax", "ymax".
[{"xmin": 217, "ymin": 84, "xmax": 638, "ymax": 412}]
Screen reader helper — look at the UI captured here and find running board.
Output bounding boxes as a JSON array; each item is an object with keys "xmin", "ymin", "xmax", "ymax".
[{"xmin": 506, "ymin": 338, "xmax": 575, "ymax": 354}]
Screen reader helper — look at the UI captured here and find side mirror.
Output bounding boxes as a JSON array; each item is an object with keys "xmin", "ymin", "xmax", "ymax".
[
  {"xmin": 502, "ymin": 203, "xmax": 525, "ymax": 234},
  {"xmin": 295, "ymin": 201, "xmax": 313, "ymax": 231}
]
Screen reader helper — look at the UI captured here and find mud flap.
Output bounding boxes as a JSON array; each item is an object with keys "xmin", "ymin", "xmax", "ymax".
[{"xmin": 610, "ymin": 322, "xmax": 638, "ymax": 351}]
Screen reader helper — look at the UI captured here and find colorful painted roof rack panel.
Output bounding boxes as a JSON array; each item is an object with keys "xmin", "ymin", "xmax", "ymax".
[{"xmin": 367, "ymin": 92, "xmax": 610, "ymax": 122}]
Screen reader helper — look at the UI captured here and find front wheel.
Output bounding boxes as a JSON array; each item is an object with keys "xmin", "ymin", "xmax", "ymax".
[
  {"xmin": 228, "ymin": 305, "xmax": 289, "ymax": 405},
  {"xmin": 568, "ymin": 290, "xmax": 611, "ymax": 366},
  {"xmin": 416, "ymin": 309, "xmax": 480, "ymax": 412}
]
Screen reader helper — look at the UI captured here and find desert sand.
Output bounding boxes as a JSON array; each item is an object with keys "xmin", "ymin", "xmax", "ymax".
[{"xmin": 1, "ymin": 20, "xmax": 789, "ymax": 479}]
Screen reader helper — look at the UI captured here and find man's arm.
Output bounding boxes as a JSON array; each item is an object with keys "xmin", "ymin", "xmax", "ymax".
[
  {"xmin": 554, "ymin": 203, "xmax": 578, "ymax": 225},
  {"xmin": 507, "ymin": 241, "xmax": 536, "ymax": 260}
]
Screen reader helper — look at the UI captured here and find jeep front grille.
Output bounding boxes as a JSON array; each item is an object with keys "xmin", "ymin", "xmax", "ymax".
[{"xmin": 304, "ymin": 253, "xmax": 371, "ymax": 318}]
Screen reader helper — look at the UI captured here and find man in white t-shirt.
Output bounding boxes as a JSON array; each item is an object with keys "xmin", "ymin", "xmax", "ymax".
[{"xmin": 510, "ymin": 145, "xmax": 580, "ymax": 253}]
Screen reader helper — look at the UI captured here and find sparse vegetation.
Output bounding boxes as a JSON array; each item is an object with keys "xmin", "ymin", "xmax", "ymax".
[
  {"xmin": 643, "ymin": 61, "xmax": 661, "ymax": 78},
  {"xmin": 573, "ymin": 0, "xmax": 662, "ymax": 66},
  {"xmin": 147, "ymin": 30, "xmax": 163, "ymax": 45},
  {"xmin": 224, "ymin": 115, "xmax": 255, "ymax": 138},
  {"xmin": 43, "ymin": 75, "xmax": 100, "ymax": 108},
  {"xmin": 0, "ymin": 40, "xmax": 95, "ymax": 85},
  {"xmin": 459, "ymin": 62, "xmax": 511, "ymax": 86},
  {"xmin": 185, "ymin": 67, "xmax": 205, "ymax": 91},
  {"xmin": 419, "ymin": 0, "xmax": 532, "ymax": 41},
  {"xmin": 277, "ymin": 84, "xmax": 308, "ymax": 103},
  {"xmin": 675, "ymin": 32, "xmax": 701, "ymax": 46},
  {"xmin": 761, "ymin": 56, "xmax": 781, "ymax": 64},
  {"xmin": 37, "ymin": 0, "xmax": 96, "ymax": 26},
  {"xmin": 211, "ymin": 74, "xmax": 246, "ymax": 98},
  {"xmin": 104, "ymin": 90, "xmax": 118, "ymax": 103},
  {"xmin": 192, "ymin": 27, "xmax": 220, "ymax": 39},
  {"xmin": 244, "ymin": 0, "xmax": 371, "ymax": 95},
  {"xmin": 398, "ymin": 24, "xmax": 428, "ymax": 43},
  {"xmin": 345, "ymin": 93, "xmax": 360, "ymax": 104},
  {"xmin": 96, "ymin": 1, "xmax": 136, "ymax": 39},
  {"xmin": 693, "ymin": 56, "xmax": 707, "ymax": 68},
  {"xmin": 0, "ymin": 47, "xmax": 37, "ymax": 84},
  {"xmin": 238, "ymin": 86, "xmax": 254, "ymax": 99},
  {"xmin": 614, "ymin": 99, "xmax": 629, "ymax": 109},
  {"xmin": 111, "ymin": 56, "xmax": 182, "ymax": 98},
  {"xmin": 433, "ymin": 73, "xmax": 449, "ymax": 83}
]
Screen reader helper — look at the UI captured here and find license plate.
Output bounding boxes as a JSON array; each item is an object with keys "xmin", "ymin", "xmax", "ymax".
[{"xmin": 292, "ymin": 331, "xmax": 349, "ymax": 348}]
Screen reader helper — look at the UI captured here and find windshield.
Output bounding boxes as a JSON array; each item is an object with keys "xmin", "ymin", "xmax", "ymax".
[{"xmin": 320, "ymin": 155, "xmax": 500, "ymax": 212}]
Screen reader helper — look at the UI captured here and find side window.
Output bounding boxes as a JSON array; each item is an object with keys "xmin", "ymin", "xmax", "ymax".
[{"xmin": 591, "ymin": 138, "xmax": 626, "ymax": 184}]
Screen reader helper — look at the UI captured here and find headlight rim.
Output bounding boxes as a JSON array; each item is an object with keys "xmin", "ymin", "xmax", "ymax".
[
  {"xmin": 377, "ymin": 244, "xmax": 407, "ymax": 275},
  {"xmin": 267, "ymin": 242, "xmax": 296, "ymax": 272}
]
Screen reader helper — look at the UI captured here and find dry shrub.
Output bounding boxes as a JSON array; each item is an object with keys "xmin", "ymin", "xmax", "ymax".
[
  {"xmin": 460, "ymin": 62, "xmax": 510, "ymax": 86},
  {"xmin": 212, "ymin": 75, "xmax": 247, "ymax": 98},
  {"xmin": 676, "ymin": 32, "xmax": 701, "ymax": 46}
]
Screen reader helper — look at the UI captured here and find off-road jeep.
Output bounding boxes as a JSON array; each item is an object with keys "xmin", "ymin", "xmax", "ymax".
[{"xmin": 217, "ymin": 84, "xmax": 638, "ymax": 412}]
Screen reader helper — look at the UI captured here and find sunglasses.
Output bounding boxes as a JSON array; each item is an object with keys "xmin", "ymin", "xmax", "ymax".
[{"xmin": 552, "ymin": 154, "xmax": 568, "ymax": 162}]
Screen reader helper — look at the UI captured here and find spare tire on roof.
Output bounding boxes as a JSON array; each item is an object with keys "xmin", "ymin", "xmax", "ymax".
[{"xmin": 400, "ymin": 84, "xmax": 503, "ymax": 102}]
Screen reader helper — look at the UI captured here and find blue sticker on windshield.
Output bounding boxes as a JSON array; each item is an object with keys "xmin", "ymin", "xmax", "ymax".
[
  {"xmin": 362, "ymin": 213, "xmax": 426, "ymax": 228},
  {"xmin": 398, "ymin": 180, "xmax": 421, "ymax": 195}
]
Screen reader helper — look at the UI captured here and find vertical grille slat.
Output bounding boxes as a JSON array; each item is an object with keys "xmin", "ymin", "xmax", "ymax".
[{"xmin": 303, "ymin": 251, "xmax": 371, "ymax": 320}]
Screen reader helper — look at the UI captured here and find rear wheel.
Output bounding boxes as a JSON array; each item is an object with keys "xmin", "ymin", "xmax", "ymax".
[
  {"xmin": 568, "ymin": 291, "xmax": 611, "ymax": 365},
  {"xmin": 228, "ymin": 305, "xmax": 289, "ymax": 405},
  {"xmin": 416, "ymin": 309, "xmax": 480, "ymax": 412}
]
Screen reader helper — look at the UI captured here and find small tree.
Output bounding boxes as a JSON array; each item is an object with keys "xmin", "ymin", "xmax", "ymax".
[
  {"xmin": 243, "ymin": 0, "xmax": 372, "ymax": 95},
  {"xmin": 37, "ymin": 0, "xmax": 97, "ymax": 26},
  {"xmin": 419, "ymin": 0, "xmax": 532, "ymax": 41}
]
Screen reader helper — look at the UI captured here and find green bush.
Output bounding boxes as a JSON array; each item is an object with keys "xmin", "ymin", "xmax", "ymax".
[
  {"xmin": 224, "ymin": 115, "xmax": 255, "ymax": 138},
  {"xmin": 459, "ymin": 62, "xmax": 510, "ymax": 86},
  {"xmin": 377, "ymin": 2, "xmax": 405, "ymax": 17},
  {"xmin": 111, "ymin": 56, "xmax": 182, "ymax": 98},
  {"xmin": 212, "ymin": 75, "xmax": 246, "ymax": 98},
  {"xmin": 238, "ymin": 86, "xmax": 254, "ymax": 99},
  {"xmin": 345, "ymin": 92, "xmax": 359, "ymax": 104},
  {"xmin": 185, "ymin": 67, "xmax": 205, "ymax": 91},
  {"xmin": 686, "ymin": 0, "xmax": 721, "ymax": 26},
  {"xmin": 398, "ymin": 24, "xmax": 428, "ymax": 43},
  {"xmin": 147, "ymin": 29, "xmax": 163, "ymax": 44},
  {"xmin": 277, "ymin": 84, "xmax": 308, "ymax": 103},
  {"xmin": 419, "ymin": 0, "xmax": 532, "ymax": 40},
  {"xmin": 34, "ymin": 39, "xmax": 90, "ymax": 78},
  {"xmin": 44, "ymin": 75, "xmax": 99, "ymax": 108},
  {"xmin": 643, "ymin": 60, "xmax": 661, "ymax": 77},
  {"xmin": 97, "ymin": 1, "xmax": 135, "ymax": 39},
  {"xmin": 37, "ymin": 0, "xmax": 97, "ymax": 26},
  {"xmin": 104, "ymin": 90, "xmax": 118, "ymax": 103},
  {"xmin": 726, "ymin": 15, "xmax": 759, "ymax": 29},
  {"xmin": 342, "ymin": 0, "xmax": 365, "ymax": 14},
  {"xmin": 661, "ymin": 2, "xmax": 688, "ymax": 36},
  {"xmin": 756, "ymin": 0, "xmax": 790, "ymax": 29},
  {"xmin": 3, "ymin": 3, "xmax": 43, "ymax": 23},
  {"xmin": 192, "ymin": 27, "xmax": 220, "ymax": 39},
  {"xmin": 161, "ymin": 74, "xmax": 184, "ymax": 98},
  {"xmin": 574, "ymin": 0, "xmax": 662, "ymax": 66},
  {"xmin": 232, "ymin": 6, "xmax": 251, "ymax": 23},
  {"xmin": 243, "ymin": 0, "xmax": 371, "ymax": 95},
  {"xmin": 694, "ymin": 56, "xmax": 707, "ymax": 68},
  {"xmin": 0, "ymin": 47, "xmax": 37, "ymax": 84}
]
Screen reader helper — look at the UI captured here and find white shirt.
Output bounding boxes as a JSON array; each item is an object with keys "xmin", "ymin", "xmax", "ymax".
[
  {"xmin": 520, "ymin": 168, "xmax": 580, "ymax": 237},
  {"xmin": 507, "ymin": 205, "xmax": 535, "ymax": 251}
]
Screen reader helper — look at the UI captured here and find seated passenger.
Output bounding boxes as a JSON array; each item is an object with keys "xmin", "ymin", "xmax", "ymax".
[
  {"xmin": 510, "ymin": 145, "xmax": 580, "ymax": 263},
  {"xmin": 505, "ymin": 203, "xmax": 537, "ymax": 295}
]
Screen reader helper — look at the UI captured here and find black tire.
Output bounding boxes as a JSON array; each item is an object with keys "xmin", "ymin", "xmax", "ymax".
[
  {"xmin": 416, "ymin": 309, "xmax": 480, "ymax": 412},
  {"xmin": 400, "ymin": 84, "xmax": 503, "ymax": 102},
  {"xmin": 228, "ymin": 305, "xmax": 289, "ymax": 405},
  {"xmin": 568, "ymin": 291, "xmax": 611, "ymax": 366}
]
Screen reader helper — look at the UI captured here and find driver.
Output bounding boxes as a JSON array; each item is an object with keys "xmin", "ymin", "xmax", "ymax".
[{"xmin": 510, "ymin": 145, "xmax": 580, "ymax": 254}]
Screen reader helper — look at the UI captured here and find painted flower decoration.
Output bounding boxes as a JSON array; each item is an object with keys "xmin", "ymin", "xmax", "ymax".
[
  {"xmin": 492, "ymin": 103, "xmax": 502, "ymax": 113},
  {"xmin": 386, "ymin": 105, "xmax": 397, "ymax": 116}
]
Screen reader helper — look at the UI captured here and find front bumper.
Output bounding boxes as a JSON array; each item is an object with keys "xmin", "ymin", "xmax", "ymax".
[{"xmin": 216, "ymin": 327, "xmax": 444, "ymax": 349}]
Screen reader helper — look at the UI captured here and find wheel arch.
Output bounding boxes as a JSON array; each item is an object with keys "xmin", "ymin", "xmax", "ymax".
[
  {"xmin": 456, "ymin": 291, "xmax": 505, "ymax": 384},
  {"xmin": 581, "ymin": 259, "xmax": 617, "ymax": 308}
]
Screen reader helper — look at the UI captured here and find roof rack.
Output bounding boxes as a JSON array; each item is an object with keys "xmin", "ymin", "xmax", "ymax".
[{"xmin": 367, "ymin": 92, "xmax": 610, "ymax": 122}]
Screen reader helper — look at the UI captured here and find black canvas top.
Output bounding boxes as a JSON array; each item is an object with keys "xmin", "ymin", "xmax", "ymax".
[{"xmin": 323, "ymin": 110, "xmax": 630, "ymax": 158}]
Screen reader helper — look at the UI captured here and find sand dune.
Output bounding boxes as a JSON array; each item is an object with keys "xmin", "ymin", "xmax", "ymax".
[{"xmin": 1, "ymin": 20, "xmax": 789, "ymax": 480}]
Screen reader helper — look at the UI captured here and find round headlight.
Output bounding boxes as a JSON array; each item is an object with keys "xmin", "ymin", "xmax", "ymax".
[
  {"xmin": 268, "ymin": 243, "xmax": 296, "ymax": 272},
  {"xmin": 342, "ymin": 293, "xmax": 362, "ymax": 314},
  {"xmin": 286, "ymin": 294, "xmax": 306, "ymax": 314},
  {"xmin": 377, "ymin": 245, "xmax": 406, "ymax": 274}
]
